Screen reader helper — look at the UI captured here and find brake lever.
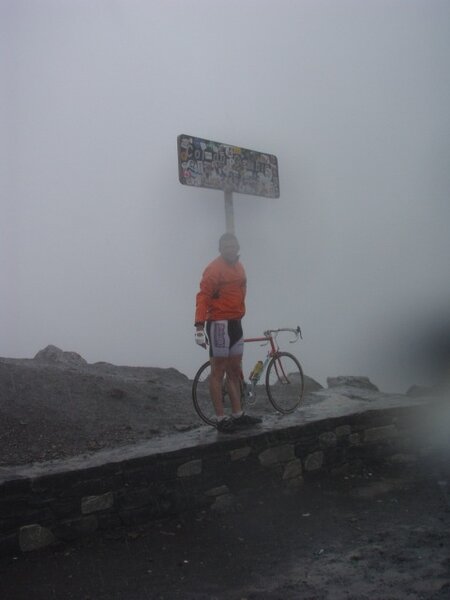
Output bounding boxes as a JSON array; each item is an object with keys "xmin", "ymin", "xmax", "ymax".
[{"xmin": 289, "ymin": 326, "xmax": 302, "ymax": 343}]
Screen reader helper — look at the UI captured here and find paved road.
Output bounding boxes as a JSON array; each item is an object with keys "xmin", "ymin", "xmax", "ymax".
[{"xmin": 1, "ymin": 462, "xmax": 449, "ymax": 600}]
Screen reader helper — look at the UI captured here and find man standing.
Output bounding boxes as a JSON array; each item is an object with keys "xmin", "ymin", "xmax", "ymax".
[{"xmin": 195, "ymin": 233, "xmax": 262, "ymax": 433}]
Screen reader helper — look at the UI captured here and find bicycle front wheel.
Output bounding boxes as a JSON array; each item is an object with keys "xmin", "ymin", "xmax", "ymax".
[
  {"xmin": 192, "ymin": 361, "xmax": 246, "ymax": 426},
  {"xmin": 265, "ymin": 352, "xmax": 304, "ymax": 414}
]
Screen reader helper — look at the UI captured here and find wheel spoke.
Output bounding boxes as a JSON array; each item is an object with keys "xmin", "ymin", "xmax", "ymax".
[
  {"xmin": 266, "ymin": 352, "xmax": 304, "ymax": 413},
  {"xmin": 192, "ymin": 362, "xmax": 246, "ymax": 426}
]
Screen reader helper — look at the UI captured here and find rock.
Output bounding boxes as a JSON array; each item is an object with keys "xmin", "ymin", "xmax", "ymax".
[
  {"xmin": 282, "ymin": 459, "xmax": 303, "ymax": 480},
  {"xmin": 205, "ymin": 485, "xmax": 230, "ymax": 497},
  {"xmin": 388, "ymin": 453, "xmax": 418, "ymax": 465},
  {"xmin": 326, "ymin": 376, "xmax": 379, "ymax": 392},
  {"xmin": 304, "ymin": 375, "xmax": 323, "ymax": 393},
  {"xmin": 363, "ymin": 425, "xmax": 397, "ymax": 442},
  {"xmin": 81, "ymin": 491, "xmax": 114, "ymax": 515},
  {"xmin": 406, "ymin": 385, "xmax": 432, "ymax": 397},
  {"xmin": 211, "ymin": 493, "xmax": 238, "ymax": 513},
  {"xmin": 34, "ymin": 345, "xmax": 87, "ymax": 367},
  {"xmin": 349, "ymin": 433, "xmax": 361, "ymax": 446},
  {"xmin": 304, "ymin": 451, "xmax": 324, "ymax": 472},
  {"xmin": 173, "ymin": 424, "xmax": 193, "ymax": 432},
  {"xmin": 19, "ymin": 524, "xmax": 56, "ymax": 551},
  {"xmin": 335, "ymin": 425, "xmax": 352, "ymax": 438},
  {"xmin": 258, "ymin": 445, "xmax": 295, "ymax": 467},
  {"xmin": 279, "ymin": 373, "xmax": 323, "ymax": 393},
  {"xmin": 229, "ymin": 447, "xmax": 252, "ymax": 461},
  {"xmin": 177, "ymin": 460, "xmax": 202, "ymax": 478},
  {"xmin": 319, "ymin": 432, "xmax": 337, "ymax": 448}
]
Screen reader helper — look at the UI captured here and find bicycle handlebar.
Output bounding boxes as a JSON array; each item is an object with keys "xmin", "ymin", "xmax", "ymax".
[{"xmin": 263, "ymin": 326, "xmax": 303, "ymax": 342}]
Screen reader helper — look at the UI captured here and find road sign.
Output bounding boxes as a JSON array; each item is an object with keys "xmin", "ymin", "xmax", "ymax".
[{"xmin": 177, "ymin": 134, "xmax": 280, "ymax": 199}]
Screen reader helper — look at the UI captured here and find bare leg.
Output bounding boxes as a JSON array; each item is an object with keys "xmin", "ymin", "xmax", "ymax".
[
  {"xmin": 225, "ymin": 355, "xmax": 243, "ymax": 414},
  {"xmin": 209, "ymin": 357, "xmax": 228, "ymax": 418}
]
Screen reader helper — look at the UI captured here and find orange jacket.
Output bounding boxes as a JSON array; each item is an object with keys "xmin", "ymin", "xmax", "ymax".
[{"xmin": 195, "ymin": 256, "xmax": 246, "ymax": 324}]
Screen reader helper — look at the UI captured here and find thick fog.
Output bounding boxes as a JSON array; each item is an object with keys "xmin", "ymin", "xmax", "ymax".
[{"xmin": 2, "ymin": 0, "xmax": 450, "ymax": 391}]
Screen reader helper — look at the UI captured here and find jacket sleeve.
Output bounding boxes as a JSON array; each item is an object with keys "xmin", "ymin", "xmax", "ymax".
[{"xmin": 195, "ymin": 264, "xmax": 219, "ymax": 325}]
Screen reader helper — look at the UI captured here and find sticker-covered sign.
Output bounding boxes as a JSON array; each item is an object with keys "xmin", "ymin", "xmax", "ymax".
[{"xmin": 177, "ymin": 134, "xmax": 280, "ymax": 198}]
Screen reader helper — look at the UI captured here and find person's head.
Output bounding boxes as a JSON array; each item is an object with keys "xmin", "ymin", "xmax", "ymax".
[{"xmin": 219, "ymin": 233, "xmax": 240, "ymax": 263}]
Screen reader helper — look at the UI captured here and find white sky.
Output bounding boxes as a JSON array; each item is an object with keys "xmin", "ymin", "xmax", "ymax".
[{"xmin": 2, "ymin": 0, "xmax": 450, "ymax": 391}]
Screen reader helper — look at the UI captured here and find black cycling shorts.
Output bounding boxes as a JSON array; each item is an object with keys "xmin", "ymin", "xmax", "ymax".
[{"xmin": 206, "ymin": 320, "xmax": 244, "ymax": 358}]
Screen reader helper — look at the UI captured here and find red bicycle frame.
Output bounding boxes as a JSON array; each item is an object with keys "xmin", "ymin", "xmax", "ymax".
[
  {"xmin": 243, "ymin": 334, "xmax": 277, "ymax": 354},
  {"xmin": 242, "ymin": 332, "xmax": 288, "ymax": 383}
]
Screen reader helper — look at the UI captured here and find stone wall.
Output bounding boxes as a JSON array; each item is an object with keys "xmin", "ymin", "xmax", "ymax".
[{"xmin": 0, "ymin": 402, "xmax": 429, "ymax": 555}]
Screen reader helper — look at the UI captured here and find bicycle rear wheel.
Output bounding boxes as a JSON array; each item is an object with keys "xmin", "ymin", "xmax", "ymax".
[
  {"xmin": 192, "ymin": 361, "xmax": 246, "ymax": 426},
  {"xmin": 265, "ymin": 352, "xmax": 304, "ymax": 413}
]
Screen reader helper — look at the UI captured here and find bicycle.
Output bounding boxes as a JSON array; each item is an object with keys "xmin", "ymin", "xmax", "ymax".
[{"xmin": 192, "ymin": 326, "xmax": 305, "ymax": 426}]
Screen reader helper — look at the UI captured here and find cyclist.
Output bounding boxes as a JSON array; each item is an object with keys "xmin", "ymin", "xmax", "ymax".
[{"xmin": 194, "ymin": 233, "xmax": 262, "ymax": 433}]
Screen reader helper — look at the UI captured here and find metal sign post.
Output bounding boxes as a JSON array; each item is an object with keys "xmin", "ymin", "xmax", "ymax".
[
  {"xmin": 224, "ymin": 190, "xmax": 234, "ymax": 234},
  {"xmin": 177, "ymin": 134, "xmax": 279, "ymax": 234}
]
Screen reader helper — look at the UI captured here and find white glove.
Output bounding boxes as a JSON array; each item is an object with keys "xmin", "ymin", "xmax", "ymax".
[{"xmin": 195, "ymin": 329, "xmax": 207, "ymax": 348}]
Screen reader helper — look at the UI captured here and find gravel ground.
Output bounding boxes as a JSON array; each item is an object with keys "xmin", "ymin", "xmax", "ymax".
[
  {"xmin": 0, "ymin": 354, "xmax": 196, "ymax": 466},
  {"xmin": 0, "ymin": 346, "xmax": 323, "ymax": 467}
]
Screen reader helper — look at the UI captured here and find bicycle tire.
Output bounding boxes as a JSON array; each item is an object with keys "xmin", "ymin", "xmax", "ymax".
[
  {"xmin": 192, "ymin": 361, "xmax": 246, "ymax": 426},
  {"xmin": 265, "ymin": 351, "xmax": 304, "ymax": 414}
]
